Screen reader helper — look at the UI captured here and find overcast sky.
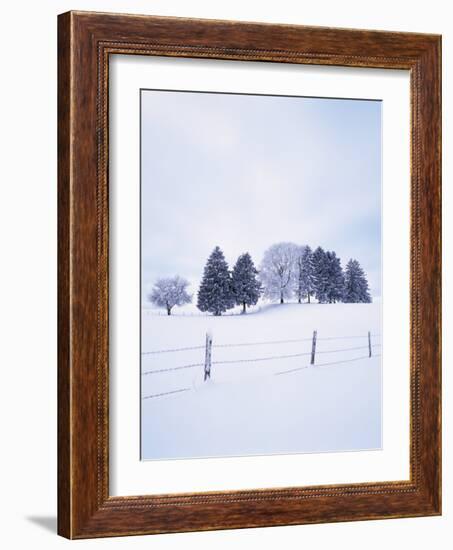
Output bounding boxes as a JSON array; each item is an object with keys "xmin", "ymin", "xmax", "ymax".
[{"xmin": 141, "ymin": 90, "xmax": 382, "ymax": 298}]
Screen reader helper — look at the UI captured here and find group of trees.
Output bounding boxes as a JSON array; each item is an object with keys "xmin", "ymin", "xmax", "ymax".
[
  {"xmin": 260, "ymin": 243, "xmax": 371, "ymax": 306},
  {"xmin": 148, "ymin": 242, "xmax": 372, "ymax": 316},
  {"xmin": 197, "ymin": 247, "xmax": 262, "ymax": 316}
]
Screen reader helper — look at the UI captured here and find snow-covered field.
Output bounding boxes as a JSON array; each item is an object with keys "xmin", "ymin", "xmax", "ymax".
[{"xmin": 141, "ymin": 302, "xmax": 382, "ymax": 460}]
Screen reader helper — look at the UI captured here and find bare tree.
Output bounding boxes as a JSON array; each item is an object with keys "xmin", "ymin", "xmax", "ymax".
[
  {"xmin": 259, "ymin": 242, "xmax": 299, "ymax": 304},
  {"xmin": 148, "ymin": 276, "xmax": 192, "ymax": 315}
]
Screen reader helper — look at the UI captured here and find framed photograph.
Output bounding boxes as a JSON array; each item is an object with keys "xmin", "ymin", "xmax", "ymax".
[{"xmin": 58, "ymin": 11, "xmax": 441, "ymax": 539}]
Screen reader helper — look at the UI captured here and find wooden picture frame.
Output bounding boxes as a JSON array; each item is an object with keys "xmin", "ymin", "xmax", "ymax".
[{"xmin": 58, "ymin": 10, "xmax": 441, "ymax": 539}]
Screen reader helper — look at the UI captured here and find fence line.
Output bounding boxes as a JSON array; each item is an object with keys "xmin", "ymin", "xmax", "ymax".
[
  {"xmin": 211, "ymin": 351, "xmax": 312, "ymax": 366},
  {"xmin": 141, "ymin": 329, "xmax": 381, "ymax": 394},
  {"xmin": 142, "ymin": 362, "xmax": 204, "ymax": 376},
  {"xmin": 142, "ymin": 388, "xmax": 191, "ymax": 400},
  {"xmin": 315, "ymin": 334, "xmax": 379, "ymax": 341},
  {"xmin": 141, "ymin": 344, "xmax": 382, "ymax": 376},
  {"xmin": 142, "ymin": 345, "xmax": 205, "ymax": 355},
  {"xmin": 316, "ymin": 345, "xmax": 380, "ymax": 355},
  {"xmin": 275, "ymin": 354, "xmax": 382, "ymax": 376},
  {"xmin": 213, "ymin": 337, "xmax": 313, "ymax": 348},
  {"xmin": 141, "ymin": 334, "xmax": 381, "ymax": 356}
]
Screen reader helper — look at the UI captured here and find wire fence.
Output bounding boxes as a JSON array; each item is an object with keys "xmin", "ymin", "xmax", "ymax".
[
  {"xmin": 142, "ymin": 334, "xmax": 379, "ymax": 356},
  {"xmin": 275, "ymin": 353, "xmax": 382, "ymax": 376},
  {"xmin": 142, "ymin": 387, "xmax": 192, "ymax": 400},
  {"xmin": 141, "ymin": 330, "xmax": 381, "ymax": 400}
]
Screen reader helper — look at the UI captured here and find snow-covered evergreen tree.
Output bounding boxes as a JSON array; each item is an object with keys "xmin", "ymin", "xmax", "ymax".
[
  {"xmin": 197, "ymin": 246, "xmax": 234, "ymax": 315},
  {"xmin": 294, "ymin": 245, "xmax": 306, "ymax": 304},
  {"xmin": 343, "ymin": 259, "xmax": 372, "ymax": 303},
  {"xmin": 231, "ymin": 253, "xmax": 262, "ymax": 314},
  {"xmin": 148, "ymin": 275, "xmax": 192, "ymax": 315},
  {"xmin": 259, "ymin": 242, "xmax": 298, "ymax": 304},
  {"xmin": 312, "ymin": 246, "xmax": 329, "ymax": 303},
  {"xmin": 294, "ymin": 245, "xmax": 315, "ymax": 303},
  {"xmin": 312, "ymin": 248, "xmax": 345, "ymax": 304},
  {"xmin": 325, "ymin": 251, "xmax": 344, "ymax": 303}
]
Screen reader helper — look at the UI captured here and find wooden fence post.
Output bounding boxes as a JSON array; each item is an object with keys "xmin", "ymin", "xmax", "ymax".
[
  {"xmin": 204, "ymin": 331, "xmax": 213, "ymax": 381},
  {"xmin": 368, "ymin": 331, "xmax": 372, "ymax": 358},
  {"xmin": 311, "ymin": 330, "xmax": 317, "ymax": 365}
]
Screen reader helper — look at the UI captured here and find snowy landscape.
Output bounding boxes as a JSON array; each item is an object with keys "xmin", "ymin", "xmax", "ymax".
[
  {"xmin": 140, "ymin": 89, "xmax": 382, "ymax": 460},
  {"xmin": 141, "ymin": 301, "xmax": 381, "ymax": 459}
]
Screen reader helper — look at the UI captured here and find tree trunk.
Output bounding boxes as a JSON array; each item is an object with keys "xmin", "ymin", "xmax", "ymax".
[
  {"xmin": 308, "ymin": 294, "xmax": 311, "ymax": 304},
  {"xmin": 280, "ymin": 295, "xmax": 284, "ymax": 304},
  {"xmin": 298, "ymin": 296, "xmax": 301, "ymax": 304},
  {"xmin": 242, "ymin": 302, "xmax": 246, "ymax": 314},
  {"xmin": 167, "ymin": 307, "xmax": 171, "ymax": 316}
]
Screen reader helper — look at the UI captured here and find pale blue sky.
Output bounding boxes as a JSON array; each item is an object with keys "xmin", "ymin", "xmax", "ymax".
[{"xmin": 141, "ymin": 90, "xmax": 382, "ymax": 298}]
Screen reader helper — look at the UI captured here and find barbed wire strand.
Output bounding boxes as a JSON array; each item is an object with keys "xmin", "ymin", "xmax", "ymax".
[
  {"xmin": 142, "ymin": 345, "xmax": 204, "ymax": 355},
  {"xmin": 316, "ymin": 344, "xmax": 380, "ymax": 355},
  {"xmin": 211, "ymin": 351, "xmax": 311, "ymax": 365},
  {"xmin": 142, "ymin": 388, "xmax": 191, "ymax": 400},
  {"xmin": 275, "ymin": 354, "xmax": 382, "ymax": 376},
  {"xmin": 213, "ymin": 337, "xmax": 312, "ymax": 348},
  {"xmin": 318, "ymin": 334, "xmax": 380, "ymax": 341},
  {"xmin": 142, "ymin": 363, "xmax": 203, "ymax": 376}
]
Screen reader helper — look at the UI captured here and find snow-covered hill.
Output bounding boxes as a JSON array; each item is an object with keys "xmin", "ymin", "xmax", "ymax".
[{"xmin": 141, "ymin": 302, "xmax": 382, "ymax": 460}]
